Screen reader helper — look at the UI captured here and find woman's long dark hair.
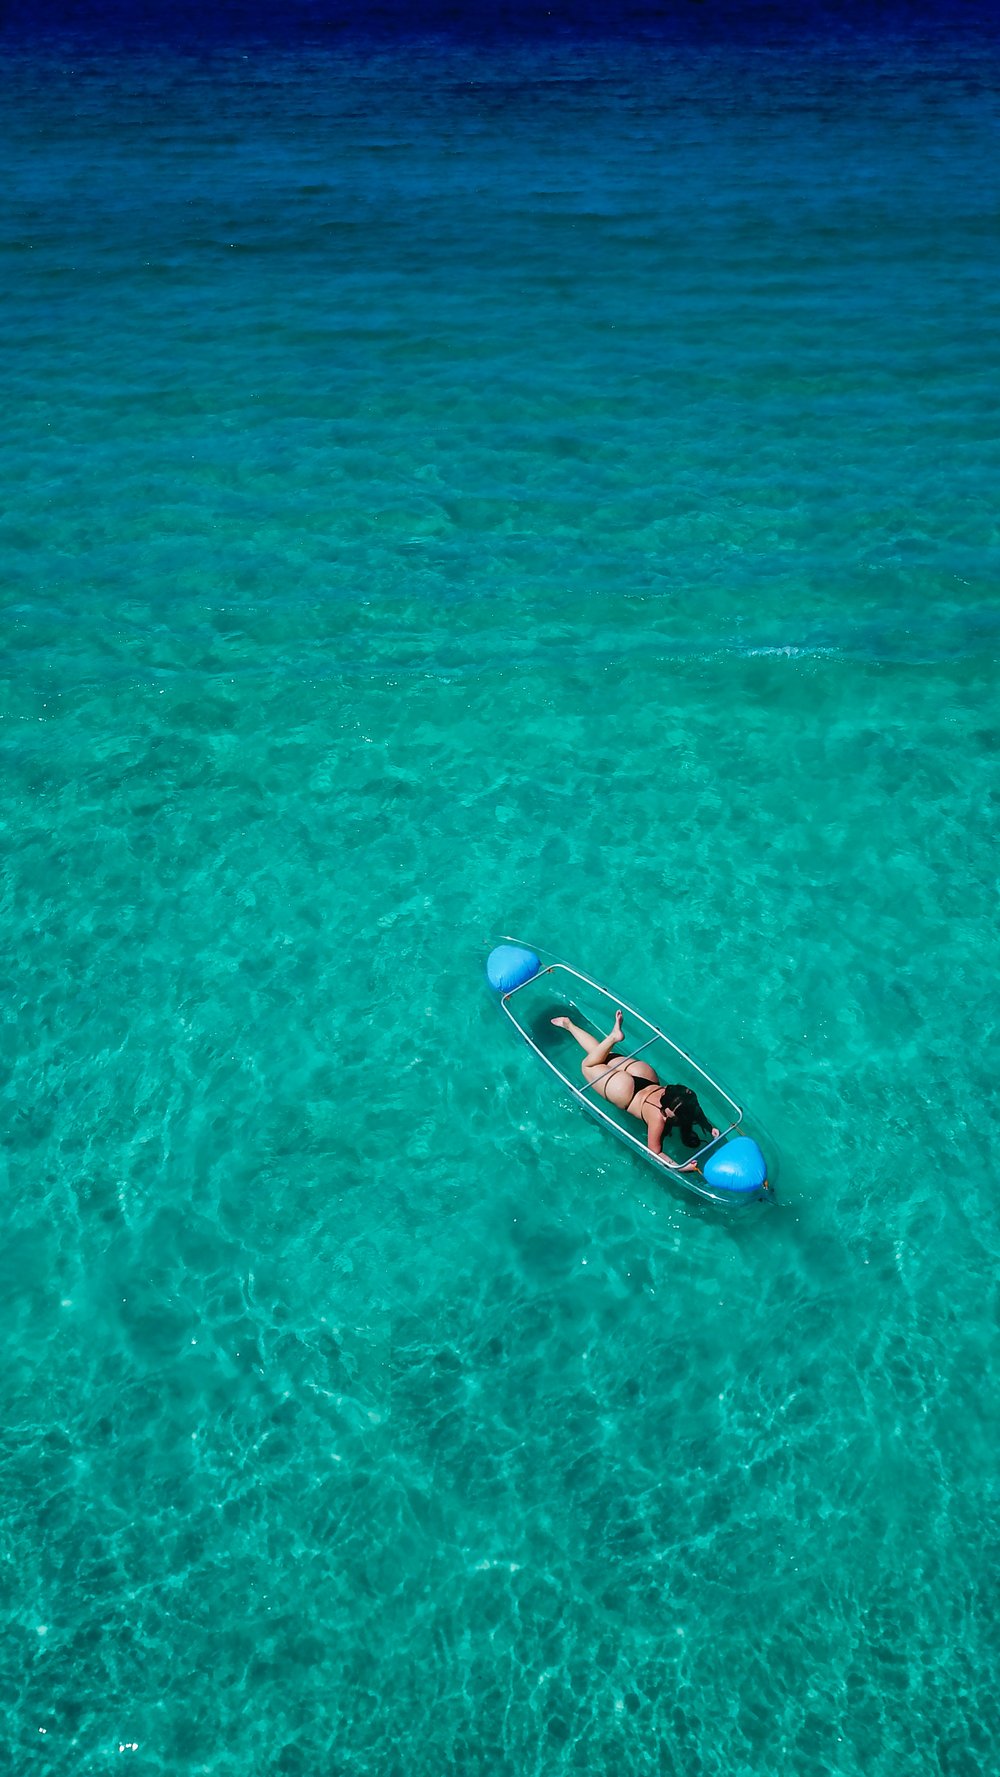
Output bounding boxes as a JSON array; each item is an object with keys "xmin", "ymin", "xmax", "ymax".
[{"xmin": 660, "ymin": 1085, "xmax": 712, "ymax": 1149}]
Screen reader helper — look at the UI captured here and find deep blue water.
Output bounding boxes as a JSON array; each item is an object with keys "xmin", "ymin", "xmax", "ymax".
[{"xmin": 2, "ymin": 15, "xmax": 999, "ymax": 1776}]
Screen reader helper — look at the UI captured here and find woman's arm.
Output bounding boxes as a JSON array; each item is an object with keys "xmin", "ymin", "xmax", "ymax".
[
  {"xmin": 647, "ymin": 1115, "xmax": 699, "ymax": 1173},
  {"xmin": 692, "ymin": 1096, "xmax": 721, "ymax": 1141}
]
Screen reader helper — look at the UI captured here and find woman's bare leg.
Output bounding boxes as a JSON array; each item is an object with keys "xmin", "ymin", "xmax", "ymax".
[{"xmin": 551, "ymin": 1009, "xmax": 624, "ymax": 1066}]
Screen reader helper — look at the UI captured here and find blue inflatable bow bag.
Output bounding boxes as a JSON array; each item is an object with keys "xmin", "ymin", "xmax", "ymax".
[
  {"xmin": 487, "ymin": 945, "xmax": 540, "ymax": 994},
  {"xmin": 702, "ymin": 1135, "xmax": 768, "ymax": 1196}
]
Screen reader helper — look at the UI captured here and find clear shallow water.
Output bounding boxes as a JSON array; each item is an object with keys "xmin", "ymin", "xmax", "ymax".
[{"xmin": 2, "ymin": 25, "xmax": 999, "ymax": 1776}]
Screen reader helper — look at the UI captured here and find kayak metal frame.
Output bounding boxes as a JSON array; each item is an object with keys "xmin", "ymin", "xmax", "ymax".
[{"xmin": 496, "ymin": 941, "xmax": 748, "ymax": 1206}]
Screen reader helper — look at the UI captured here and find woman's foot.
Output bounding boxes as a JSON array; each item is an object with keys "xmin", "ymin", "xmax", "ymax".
[
  {"xmin": 551, "ymin": 1015, "xmax": 572, "ymax": 1029},
  {"xmin": 611, "ymin": 1009, "xmax": 624, "ymax": 1042}
]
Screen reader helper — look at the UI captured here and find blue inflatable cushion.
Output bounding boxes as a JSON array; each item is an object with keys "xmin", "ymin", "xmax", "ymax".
[
  {"xmin": 487, "ymin": 944, "xmax": 540, "ymax": 994},
  {"xmin": 702, "ymin": 1135, "xmax": 768, "ymax": 1196}
]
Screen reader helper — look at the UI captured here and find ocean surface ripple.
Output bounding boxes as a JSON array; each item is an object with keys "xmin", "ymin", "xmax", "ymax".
[{"xmin": 2, "ymin": 28, "xmax": 999, "ymax": 1777}]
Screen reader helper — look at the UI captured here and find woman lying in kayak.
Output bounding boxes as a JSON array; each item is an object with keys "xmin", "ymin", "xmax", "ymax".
[{"xmin": 552, "ymin": 1009, "xmax": 720, "ymax": 1171}]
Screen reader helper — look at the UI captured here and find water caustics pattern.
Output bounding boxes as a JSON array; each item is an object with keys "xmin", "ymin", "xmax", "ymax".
[{"xmin": 2, "ymin": 14, "xmax": 999, "ymax": 1775}]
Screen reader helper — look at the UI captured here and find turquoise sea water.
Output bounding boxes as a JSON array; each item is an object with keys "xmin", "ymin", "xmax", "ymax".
[{"xmin": 2, "ymin": 26, "xmax": 999, "ymax": 1774}]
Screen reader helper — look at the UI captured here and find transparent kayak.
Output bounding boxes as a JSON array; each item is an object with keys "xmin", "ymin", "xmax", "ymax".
[{"xmin": 488, "ymin": 937, "xmax": 777, "ymax": 1208}]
